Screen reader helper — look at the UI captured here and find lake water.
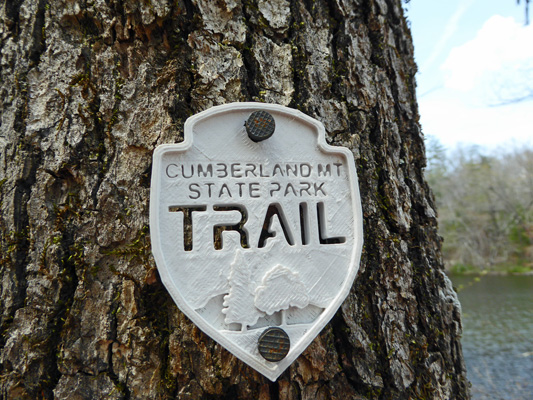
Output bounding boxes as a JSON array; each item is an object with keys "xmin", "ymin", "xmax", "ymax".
[{"xmin": 450, "ymin": 275, "xmax": 533, "ymax": 400}]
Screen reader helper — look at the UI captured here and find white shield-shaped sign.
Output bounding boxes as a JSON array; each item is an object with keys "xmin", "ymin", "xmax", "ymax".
[{"xmin": 150, "ymin": 103, "xmax": 363, "ymax": 381}]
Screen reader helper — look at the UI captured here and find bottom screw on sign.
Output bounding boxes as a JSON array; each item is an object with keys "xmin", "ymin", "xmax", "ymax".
[{"xmin": 258, "ymin": 327, "xmax": 290, "ymax": 362}]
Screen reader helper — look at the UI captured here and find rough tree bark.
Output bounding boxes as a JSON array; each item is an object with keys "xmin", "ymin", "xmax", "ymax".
[{"xmin": 0, "ymin": 0, "xmax": 469, "ymax": 399}]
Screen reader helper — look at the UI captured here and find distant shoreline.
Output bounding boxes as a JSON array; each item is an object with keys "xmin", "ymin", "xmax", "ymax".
[{"xmin": 446, "ymin": 269, "xmax": 533, "ymax": 276}]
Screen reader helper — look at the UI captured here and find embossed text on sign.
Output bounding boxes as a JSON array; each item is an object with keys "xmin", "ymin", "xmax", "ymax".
[{"xmin": 150, "ymin": 103, "xmax": 363, "ymax": 381}]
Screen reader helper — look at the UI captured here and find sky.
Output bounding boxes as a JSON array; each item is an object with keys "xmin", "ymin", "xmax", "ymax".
[{"xmin": 405, "ymin": 0, "xmax": 533, "ymax": 151}]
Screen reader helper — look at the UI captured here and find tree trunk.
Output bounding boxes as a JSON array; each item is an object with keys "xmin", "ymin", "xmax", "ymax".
[{"xmin": 0, "ymin": 0, "xmax": 469, "ymax": 399}]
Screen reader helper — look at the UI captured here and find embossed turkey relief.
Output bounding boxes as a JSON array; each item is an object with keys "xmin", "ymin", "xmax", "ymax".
[{"xmin": 150, "ymin": 103, "xmax": 363, "ymax": 381}]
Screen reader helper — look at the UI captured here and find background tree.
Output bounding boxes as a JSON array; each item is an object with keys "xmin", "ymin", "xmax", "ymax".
[
  {"xmin": 0, "ymin": 1, "xmax": 469, "ymax": 399},
  {"xmin": 426, "ymin": 140, "xmax": 533, "ymax": 273},
  {"xmin": 518, "ymin": 0, "xmax": 531, "ymax": 25}
]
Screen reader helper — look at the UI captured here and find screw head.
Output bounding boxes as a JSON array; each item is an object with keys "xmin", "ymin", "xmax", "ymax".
[
  {"xmin": 245, "ymin": 110, "xmax": 275, "ymax": 142},
  {"xmin": 258, "ymin": 327, "xmax": 290, "ymax": 362}
]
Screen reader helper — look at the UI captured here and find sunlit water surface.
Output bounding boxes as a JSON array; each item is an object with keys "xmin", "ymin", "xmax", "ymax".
[{"xmin": 450, "ymin": 275, "xmax": 533, "ymax": 400}]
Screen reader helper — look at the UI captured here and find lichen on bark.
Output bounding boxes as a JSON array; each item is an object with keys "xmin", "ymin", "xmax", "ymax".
[{"xmin": 0, "ymin": 0, "xmax": 469, "ymax": 399}]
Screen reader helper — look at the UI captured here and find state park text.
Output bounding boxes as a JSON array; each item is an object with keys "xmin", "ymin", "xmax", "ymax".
[{"xmin": 165, "ymin": 161, "xmax": 345, "ymax": 200}]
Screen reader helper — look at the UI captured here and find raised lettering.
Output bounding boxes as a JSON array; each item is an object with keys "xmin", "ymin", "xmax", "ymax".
[
  {"xmin": 334, "ymin": 162, "xmax": 343, "ymax": 176},
  {"xmin": 317, "ymin": 202, "xmax": 346, "ymax": 244},
  {"xmin": 249, "ymin": 182, "xmax": 260, "ymax": 198},
  {"xmin": 182, "ymin": 164, "xmax": 194, "ymax": 178},
  {"xmin": 273, "ymin": 164, "xmax": 284, "ymax": 177},
  {"xmin": 166, "ymin": 163, "xmax": 179, "ymax": 178},
  {"xmin": 299, "ymin": 182, "xmax": 311, "ymax": 196},
  {"xmin": 318, "ymin": 164, "xmax": 331, "ymax": 177},
  {"xmin": 206, "ymin": 183, "xmax": 215, "ymax": 197},
  {"xmin": 314, "ymin": 182, "xmax": 326, "ymax": 196},
  {"xmin": 258, "ymin": 203, "xmax": 295, "ymax": 248},
  {"xmin": 188, "ymin": 183, "xmax": 201, "ymax": 199},
  {"xmin": 219, "ymin": 183, "xmax": 232, "ymax": 198},
  {"xmin": 216, "ymin": 163, "xmax": 228, "ymax": 178},
  {"xmin": 231, "ymin": 163, "xmax": 243, "ymax": 178},
  {"xmin": 236, "ymin": 182, "xmax": 245, "ymax": 197},
  {"xmin": 269, "ymin": 182, "xmax": 281, "ymax": 196},
  {"xmin": 300, "ymin": 163, "xmax": 312, "ymax": 177},
  {"xmin": 244, "ymin": 163, "xmax": 257, "ymax": 177},
  {"xmin": 169, "ymin": 205, "xmax": 207, "ymax": 251},
  {"xmin": 299, "ymin": 202, "xmax": 309, "ymax": 245},
  {"xmin": 286, "ymin": 164, "xmax": 297, "ymax": 176},
  {"xmin": 284, "ymin": 183, "xmax": 297, "ymax": 197},
  {"xmin": 259, "ymin": 165, "xmax": 270, "ymax": 177},
  {"xmin": 198, "ymin": 164, "xmax": 213, "ymax": 177},
  {"xmin": 213, "ymin": 205, "xmax": 249, "ymax": 250}
]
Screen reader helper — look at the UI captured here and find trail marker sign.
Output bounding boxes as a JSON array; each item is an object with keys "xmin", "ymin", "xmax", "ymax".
[{"xmin": 150, "ymin": 103, "xmax": 363, "ymax": 381}]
